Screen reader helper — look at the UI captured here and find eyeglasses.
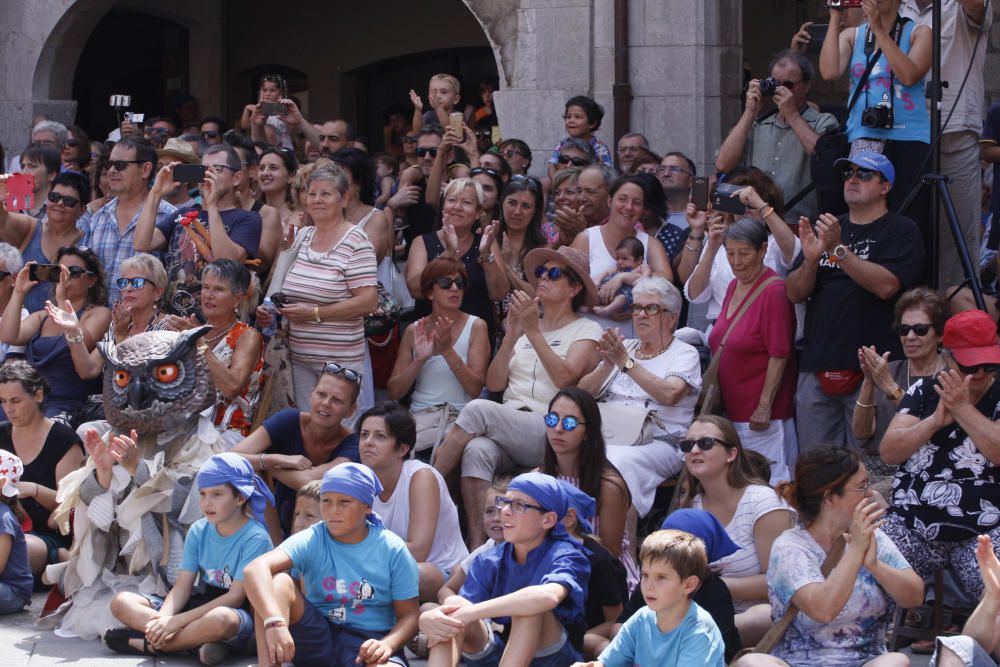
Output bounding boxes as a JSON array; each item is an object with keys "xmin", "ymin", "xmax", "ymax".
[
  {"xmin": 510, "ymin": 175, "xmax": 541, "ymax": 190},
  {"xmin": 679, "ymin": 436, "xmax": 731, "ymax": 453},
  {"xmin": 841, "ymin": 167, "xmax": 881, "ymax": 182},
  {"xmin": 617, "ymin": 146, "xmax": 641, "ymax": 154},
  {"xmin": 201, "ymin": 131, "xmax": 220, "ymax": 139},
  {"xmin": 207, "ymin": 164, "xmax": 237, "ymax": 174},
  {"xmin": 631, "ymin": 303, "xmax": 665, "ymax": 316},
  {"xmin": 544, "ymin": 412, "xmax": 585, "ymax": 431},
  {"xmin": 846, "ymin": 478, "xmax": 873, "ymax": 493},
  {"xmin": 116, "ymin": 277, "xmax": 149, "ymax": 290},
  {"xmin": 47, "ymin": 191, "xmax": 81, "ymax": 207},
  {"xmin": 495, "ymin": 496, "xmax": 546, "ymax": 515},
  {"xmin": 534, "ymin": 265, "xmax": 566, "ymax": 282},
  {"xmin": 470, "ymin": 167, "xmax": 500, "ymax": 179},
  {"xmin": 435, "ymin": 276, "xmax": 466, "ymax": 290},
  {"xmin": 415, "ymin": 147, "xmax": 439, "ymax": 158},
  {"xmin": 474, "ymin": 131, "xmax": 491, "ymax": 140},
  {"xmin": 501, "ymin": 149, "xmax": 526, "ymax": 159},
  {"xmin": 66, "ymin": 266, "xmax": 94, "ymax": 279},
  {"xmin": 656, "ymin": 165, "xmax": 691, "ymax": 176},
  {"xmin": 322, "ymin": 361, "xmax": 362, "ymax": 385},
  {"xmin": 146, "ymin": 127, "xmax": 170, "ymax": 135},
  {"xmin": 893, "ymin": 323, "xmax": 933, "ymax": 337},
  {"xmin": 108, "ymin": 160, "xmax": 146, "ymax": 172},
  {"xmin": 557, "ymin": 155, "xmax": 590, "ymax": 167}
]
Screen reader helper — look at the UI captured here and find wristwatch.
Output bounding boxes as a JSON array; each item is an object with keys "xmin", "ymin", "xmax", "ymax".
[
  {"xmin": 313, "ymin": 306, "xmax": 322, "ymax": 323},
  {"xmin": 831, "ymin": 244, "xmax": 849, "ymax": 264},
  {"xmin": 622, "ymin": 358, "xmax": 635, "ymax": 373}
]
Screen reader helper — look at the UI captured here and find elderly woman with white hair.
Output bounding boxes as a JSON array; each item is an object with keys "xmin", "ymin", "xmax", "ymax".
[
  {"xmin": 707, "ymin": 217, "xmax": 797, "ymax": 483},
  {"xmin": 258, "ymin": 161, "xmax": 379, "ymax": 411},
  {"xmin": 580, "ymin": 275, "xmax": 702, "ymax": 519}
]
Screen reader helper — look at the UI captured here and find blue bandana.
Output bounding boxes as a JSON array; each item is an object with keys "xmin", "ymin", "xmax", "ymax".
[
  {"xmin": 196, "ymin": 453, "xmax": 275, "ymax": 528},
  {"xmin": 557, "ymin": 479, "xmax": 596, "ymax": 535},
  {"xmin": 661, "ymin": 509, "xmax": 740, "ymax": 563},
  {"xmin": 320, "ymin": 463, "xmax": 384, "ymax": 527},
  {"xmin": 508, "ymin": 472, "xmax": 575, "ymax": 543}
]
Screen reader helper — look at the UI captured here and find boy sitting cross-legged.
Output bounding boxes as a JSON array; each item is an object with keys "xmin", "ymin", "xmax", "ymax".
[{"xmin": 419, "ymin": 471, "xmax": 590, "ymax": 667}]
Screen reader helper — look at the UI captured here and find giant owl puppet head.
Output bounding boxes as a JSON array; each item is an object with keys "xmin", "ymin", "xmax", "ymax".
[{"xmin": 99, "ymin": 326, "xmax": 215, "ymax": 435}]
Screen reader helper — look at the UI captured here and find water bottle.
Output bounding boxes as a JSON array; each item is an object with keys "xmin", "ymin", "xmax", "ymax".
[{"xmin": 260, "ymin": 297, "xmax": 278, "ymax": 338}]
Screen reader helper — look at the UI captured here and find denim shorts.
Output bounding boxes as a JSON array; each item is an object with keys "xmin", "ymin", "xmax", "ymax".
[
  {"xmin": 0, "ymin": 581, "xmax": 29, "ymax": 615},
  {"xmin": 462, "ymin": 624, "xmax": 580, "ymax": 667},
  {"xmin": 287, "ymin": 597, "xmax": 408, "ymax": 667},
  {"xmin": 142, "ymin": 593, "xmax": 253, "ymax": 649}
]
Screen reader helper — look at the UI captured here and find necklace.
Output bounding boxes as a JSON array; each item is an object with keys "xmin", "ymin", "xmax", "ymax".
[
  {"xmin": 907, "ymin": 353, "xmax": 944, "ymax": 388},
  {"xmin": 204, "ymin": 320, "xmax": 238, "ymax": 347},
  {"xmin": 636, "ymin": 338, "xmax": 674, "ymax": 360}
]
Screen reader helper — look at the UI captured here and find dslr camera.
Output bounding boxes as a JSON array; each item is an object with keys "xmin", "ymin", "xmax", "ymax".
[
  {"xmin": 711, "ymin": 183, "xmax": 748, "ymax": 216},
  {"xmin": 757, "ymin": 77, "xmax": 787, "ymax": 97},
  {"xmin": 861, "ymin": 94, "xmax": 894, "ymax": 130}
]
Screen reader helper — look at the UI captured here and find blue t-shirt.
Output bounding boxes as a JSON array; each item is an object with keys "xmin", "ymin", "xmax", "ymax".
[
  {"xmin": 599, "ymin": 602, "xmax": 725, "ymax": 667},
  {"xmin": 278, "ymin": 521, "xmax": 419, "ymax": 634},
  {"xmin": 180, "ymin": 516, "xmax": 273, "ymax": 590},
  {"xmin": 156, "ymin": 206, "xmax": 262, "ymax": 266},
  {"xmin": 460, "ymin": 535, "xmax": 589, "ymax": 631},
  {"xmin": 0, "ymin": 504, "xmax": 32, "ymax": 603},
  {"xmin": 263, "ymin": 408, "xmax": 360, "ymax": 535}
]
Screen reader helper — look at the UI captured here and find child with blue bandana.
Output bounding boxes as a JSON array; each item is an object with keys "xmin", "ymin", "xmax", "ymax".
[
  {"xmin": 105, "ymin": 452, "xmax": 275, "ymax": 665},
  {"xmin": 243, "ymin": 462, "xmax": 419, "ymax": 667},
  {"xmin": 419, "ymin": 471, "xmax": 590, "ymax": 667}
]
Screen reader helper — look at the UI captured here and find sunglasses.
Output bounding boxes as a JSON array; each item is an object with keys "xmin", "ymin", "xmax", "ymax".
[
  {"xmin": 435, "ymin": 276, "xmax": 466, "ymax": 290},
  {"xmin": 0, "ymin": 271, "xmax": 11, "ymax": 281},
  {"xmin": 841, "ymin": 167, "xmax": 881, "ymax": 182},
  {"xmin": 510, "ymin": 175, "xmax": 541, "ymax": 190},
  {"xmin": 66, "ymin": 266, "xmax": 94, "ymax": 279},
  {"xmin": 65, "ymin": 139, "xmax": 80, "ymax": 148},
  {"xmin": 402, "ymin": 136, "xmax": 418, "ymax": 144},
  {"xmin": 495, "ymin": 495, "xmax": 546, "ymax": 515},
  {"xmin": 116, "ymin": 277, "xmax": 149, "ymax": 290},
  {"xmin": 557, "ymin": 155, "xmax": 590, "ymax": 167},
  {"xmin": 893, "ymin": 323, "xmax": 933, "ymax": 337},
  {"xmin": 679, "ymin": 436, "xmax": 731, "ymax": 453},
  {"xmin": 470, "ymin": 167, "xmax": 500, "ymax": 179},
  {"xmin": 322, "ymin": 361, "xmax": 362, "ymax": 385},
  {"xmin": 201, "ymin": 131, "xmax": 220, "ymax": 139},
  {"xmin": 415, "ymin": 147, "xmax": 439, "ymax": 158},
  {"xmin": 47, "ymin": 191, "xmax": 81, "ymax": 207},
  {"xmin": 534, "ymin": 265, "xmax": 566, "ymax": 282},
  {"xmin": 631, "ymin": 303, "xmax": 664, "ymax": 316},
  {"xmin": 544, "ymin": 412, "xmax": 585, "ymax": 431},
  {"xmin": 501, "ymin": 149, "xmax": 526, "ymax": 159},
  {"xmin": 951, "ymin": 356, "xmax": 1000, "ymax": 376},
  {"xmin": 108, "ymin": 159, "xmax": 146, "ymax": 172}
]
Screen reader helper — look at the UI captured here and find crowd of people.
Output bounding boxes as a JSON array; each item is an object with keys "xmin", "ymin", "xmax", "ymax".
[{"xmin": 0, "ymin": 1, "xmax": 1000, "ymax": 666}]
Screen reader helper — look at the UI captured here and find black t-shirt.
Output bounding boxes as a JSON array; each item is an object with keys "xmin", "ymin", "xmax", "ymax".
[
  {"xmin": 795, "ymin": 211, "xmax": 924, "ymax": 372},
  {"xmin": 583, "ymin": 535, "xmax": 628, "ymax": 629},
  {"xmin": 618, "ymin": 572, "xmax": 742, "ymax": 663}
]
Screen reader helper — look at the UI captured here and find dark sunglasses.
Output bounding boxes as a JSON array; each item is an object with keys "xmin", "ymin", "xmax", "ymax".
[
  {"xmin": 146, "ymin": 127, "xmax": 170, "ymax": 135},
  {"xmin": 108, "ymin": 159, "xmax": 145, "ymax": 172},
  {"xmin": 509, "ymin": 175, "xmax": 541, "ymax": 190},
  {"xmin": 201, "ymin": 131, "xmax": 220, "ymax": 139},
  {"xmin": 116, "ymin": 277, "xmax": 149, "ymax": 290},
  {"xmin": 66, "ymin": 266, "xmax": 94, "ymax": 279},
  {"xmin": 0, "ymin": 271, "xmax": 11, "ymax": 281},
  {"xmin": 679, "ymin": 436, "xmax": 731, "ymax": 453},
  {"xmin": 557, "ymin": 155, "xmax": 590, "ymax": 167},
  {"xmin": 47, "ymin": 191, "xmax": 81, "ymax": 207},
  {"xmin": 893, "ymin": 323, "xmax": 933, "ymax": 337},
  {"xmin": 435, "ymin": 276, "xmax": 466, "ymax": 290},
  {"xmin": 534, "ymin": 265, "xmax": 566, "ymax": 282},
  {"xmin": 402, "ymin": 136, "xmax": 418, "ymax": 144},
  {"xmin": 65, "ymin": 139, "xmax": 80, "ymax": 148},
  {"xmin": 947, "ymin": 350, "xmax": 1000, "ymax": 376},
  {"xmin": 415, "ymin": 147, "xmax": 439, "ymax": 158},
  {"xmin": 501, "ymin": 149, "xmax": 526, "ymax": 159},
  {"xmin": 470, "ymin": 167, "xmax": 500, "ymax": 179},
  {"xmin": 631, "ymin": 303, "xmax": 664, "ymax": 316},
  {"xmin": 841, "ymin": 167, "xmax": 881, "ymax": 182},
  {"xmin": 544, "ymin": 412, "xmax": 585, "ymax": 431},
  {"xmin": 322, "ymin": 361, "xmax": 362, "ymax": 385}
]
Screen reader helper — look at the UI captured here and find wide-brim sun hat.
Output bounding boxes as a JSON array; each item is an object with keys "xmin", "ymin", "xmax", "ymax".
[
  {"xmin": 156, "ymin": 137, "xmax": 200, "ymax": 165},
  {"xmin": 523, "ymin": 246, "xmax": 599, "ymax": 308}
]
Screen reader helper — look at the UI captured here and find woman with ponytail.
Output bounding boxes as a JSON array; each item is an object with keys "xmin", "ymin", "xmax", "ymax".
[{"xmin": 733, "ymin": 445, "xmax": 923, "ymax": 667}]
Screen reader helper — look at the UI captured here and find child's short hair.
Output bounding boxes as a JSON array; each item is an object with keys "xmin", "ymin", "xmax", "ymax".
[
  {"xmin": 490, "ymin": 475, "xmax": 512, "ymax": 496},
  {"xmin": 430, "ymin": 73, "xmax": 461, "ymax": 95},
  {"xmin": 565, "ymin": 95, "xmax": 604, "ymax": 131},
  {"xmin": 297, "ymin": 480, "xmax": 322, "ymax": 502},
  {"xmin": 373, "ymin": 152, "xmax": 398, "ymax": 176},
  {"xmin": 615, "ymin": 237, "xmax": 644, "ymax": 260},
  {"xmin": 640, "ymin": 529, "xmax": 708, "ymax": 586}
]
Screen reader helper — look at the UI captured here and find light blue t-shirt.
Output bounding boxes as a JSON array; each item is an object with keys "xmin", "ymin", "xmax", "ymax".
[
  {"xmin": 179, "ymin": 517, "xmax": 272, "ymax": 590},
  {"xmin": 598, "ymin": 602, "xmax": 725, "ymax": 667},
  {"xmin": 278, "ymin": 521, "xmax": 419, "ymax": 634},
  {"xmin": 0, "ymin": 504, "xmax": 32, "ymax": 603}
]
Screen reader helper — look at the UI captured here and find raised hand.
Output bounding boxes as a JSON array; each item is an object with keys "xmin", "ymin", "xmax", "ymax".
[
  {"xmin": 409, "ymin": 90, "xmax": 424, "ymax": 113},
  {"xmin": 412, "ymin": 319, "xmax": 434, "ymax": 360},
  {"xmin": 109, "ymin": 429, "xmax": 141, "ymax": 476},
  {"xmin": 44, "ymin": 299, "xmax": 81, "ymax": 333},
  {"xmin": 83, "ymin": 429, "xmax": 115, "ymax": 473},
  {"xmin": 791, "ymin": 21, "xmax": 814, "ymax": 53},
  {"xmin": 935, "ymin": 369, "xmax": 973, "ymax": 413},
  {"xmin": 508, "ymin": 290, "xmax": 539, "ymax": 335},
  {"xmin": 441, "ymin": 223, "xmax": 460, "ymax": 256},
  {"xmin": 798, "ymin": 217, "xmax": 825, "ymax": 264},
  {"xmin": 479, "ymin": 221, "xmax": 499, "ymax": 256},
  {"xmin": 815, "ymin": 213, "xmax": 842, "ymax": 253},
  {"xmin": 12, "ymin": 264, "xmax": 38, "ymax": 297},
  {"xmin": 431, "ymin": 316, "xmax": 454, "ymax": 356},
  {"xmin": 597, "ymin": 328, "xmax": 629, "ymax": 368},
  {"xmin": 858, "ymin": 346, "xmax": 894, "ymax": 392},
  {"xmin": 845, "ymin": 496, "xmax": 884, "ymax": 557}
]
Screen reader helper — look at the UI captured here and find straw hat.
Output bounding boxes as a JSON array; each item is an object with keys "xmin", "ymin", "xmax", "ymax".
[
  {"xmin": 523, "ymin": 246, "xmax": 599, "ymax": 308},
  {"xmin": 156, "ymin": 137, "xmax": 200, "ymax": 165}
]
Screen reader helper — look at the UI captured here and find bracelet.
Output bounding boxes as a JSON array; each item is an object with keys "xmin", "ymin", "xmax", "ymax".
[
  {"xmin": 259, "ymin": 453, "xmax": 266, "ymax": 472},
  {"xmin": 65, "ymin": 329, "xmax": 85, "ymax": 344},
  {"xmin": 758, "ymin": 205, "xmax": 774, "ymax": 219},
  {"xmin": 263, "ymin": 616, "xmax": 287, "ymax": 629},
  {"xmin": 855, "ymin": 399, "xmax": 876, "ymax": 409},
  {"xmin": 888, "ymin": 385, "xmax": 904, "ymax": 401},
  {"xmin": 33, "ymin": 483, "xmax": 39, "ymax": 498},
  {"xmin": 313, "ymin": 306, "xmax": 321, "ymax": 323},
  {"xmin": 684, "ymin": 243, "xmax": 701, "ymax": 252}
]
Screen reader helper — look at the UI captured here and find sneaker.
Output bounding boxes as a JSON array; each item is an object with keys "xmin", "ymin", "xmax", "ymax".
[{"xmin": 198, "ymin": 642, "xmax": 230, "ymax": 666}]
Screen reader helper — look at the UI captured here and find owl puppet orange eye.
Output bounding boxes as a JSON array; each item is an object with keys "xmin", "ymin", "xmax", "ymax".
[
  {"xmin": 153, "ymin": 363, "xmax": 180, "ymax": 383},
  {"xmin": 114, "ymin": 370, "xmax": 130, "ymax": 389}
]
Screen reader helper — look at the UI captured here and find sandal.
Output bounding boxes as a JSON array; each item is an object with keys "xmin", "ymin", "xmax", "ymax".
[
  {"xmin": 103, "ymin": 628, "xmax": 157, "ymax": 656},
  {"xmin": 407, "ymin": 631, "xmax": 429, "ymax": 659}
]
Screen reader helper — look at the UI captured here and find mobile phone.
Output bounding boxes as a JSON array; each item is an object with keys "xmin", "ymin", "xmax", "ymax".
[
  {"xmin": 270, "ymin": 292, "xmax": 293, "ymax": 308},
  {"xmin": 807, "ymin": 23, "xmax": 829, "ymax": 55},
  {"xmin": 29, "ymin": 264, "xmax": 61, "ymax": 283},
  {"xmin": 124, "ymin": 112, "xmax": 145, "ymax": 125},
  {"xmin": 449, "ymin": 112, "xmax": 464, "ymax": 139},
  {"xmin": 172, "ymin": 164, "xmax": 207, "ymax": 182},
  {"xmin": 4, "ymin": 173, "xmax": 35, "ymax": 211},
  {"xmin": 691, "ymin": 177, "xmax": 709, "ymax": 211},
  {"xmin": 712, "ymin": 182, "xmax": 748, "ymax": 216},
  {"xmin": 260, "ymin": 102, "xmax": 287, "ymax": 117}
]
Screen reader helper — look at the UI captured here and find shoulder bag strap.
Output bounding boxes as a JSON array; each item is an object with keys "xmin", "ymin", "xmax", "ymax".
[
  {"xmin": 753, "ymin": 535, "xmax": 846, "ymax": 655},
  {"xmin": 716, "ymin": 275, "xmax": 781, "ymax": 351}
]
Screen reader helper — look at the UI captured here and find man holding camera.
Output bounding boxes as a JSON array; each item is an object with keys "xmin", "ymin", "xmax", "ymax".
[
  {"xmin": 716, "ymin": 49, "xmax": 837, "ymax": 224},
  {"xmin": 787, "ymin": 151, "xmax": 925, "ymax": 451}
]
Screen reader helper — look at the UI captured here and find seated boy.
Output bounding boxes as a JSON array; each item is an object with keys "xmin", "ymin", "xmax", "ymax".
[
  {"xmin": 419, "ymin": 471, "xmax": 590, "ymax": 667},
  {"xmin": 243, "ymin": 463, "xmax": 419, "ymax": 667},
  {"xmin": 592, "ymin": 236, "xmax": 648, "ymax": 319},
  {"xmin": 574, "ymin": 528, "xmax": 726, "ymax": 667}
]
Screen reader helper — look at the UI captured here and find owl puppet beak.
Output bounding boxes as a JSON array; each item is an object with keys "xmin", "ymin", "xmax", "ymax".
[{"xmin": 127, "ymin": 374, "xmax": 155, "ymax": 410}]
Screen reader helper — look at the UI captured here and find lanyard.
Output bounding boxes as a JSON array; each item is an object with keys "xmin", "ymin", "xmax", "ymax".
[{"xmin": 863, "ymin": 16, "xmax": 909, "ymax": 114}]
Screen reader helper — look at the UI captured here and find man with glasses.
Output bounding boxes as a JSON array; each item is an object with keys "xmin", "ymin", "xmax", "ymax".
[
  {"xmin": 716, "ymin": 49, "xmax": 837, "ymax": 224},
  {"xmin": 787, "ymin": 151, "xmax": 924, "ymax": 452},
  {"xmin": 387, "ymin": 126, "xmax": 446, "ymax": 252},
  {"xmin": 80, "ymin": 137, "xmax": 176, "ymax": 305},
  {"xmin": 616, "ymin": 132, "xmax": 649, "ymax": 173},
  {"xmin": 654, "ymin": 152, "xmax": 697, "ymax": 260},
  {"xmin": 198, "ymin": 117, "xmax": 227, "ymax": 147}
]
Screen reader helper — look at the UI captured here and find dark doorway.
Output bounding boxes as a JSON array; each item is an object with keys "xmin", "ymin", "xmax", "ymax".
[{"xmin": 72, "ymin": 9, "xmax": 190, "ymax": 140}]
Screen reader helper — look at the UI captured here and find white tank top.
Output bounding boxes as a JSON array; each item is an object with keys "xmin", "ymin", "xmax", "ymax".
[
  {"xmin": 583, "ymin": 226, "xmax": 650, "ymax": 338},
  {"xmin": 372, "ymin": 460, "xmax": 469, "ymax": 573},
  {"xmin": 410, "ymin": 315, "xmax": 477, "ymax": 410}
]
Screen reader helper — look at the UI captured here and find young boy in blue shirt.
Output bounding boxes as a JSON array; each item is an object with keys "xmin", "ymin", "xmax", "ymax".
[
  {"xmin": 419, "ymin": 471, "xmax": 590, "ymax": 667},
  {"xmin": 244, "ymin": 463, "xmax": 419, "ymax": 667},
  {"xmin": 105, "ymin": 453, "xmax": 275, "ymax": 665},
  {"xmin": 573, "ymin": 528, "xmax": 726, "ymax": 667},
  {"xmin": 0, "ymin": 451, "xmax": 32, "ymax": 615}
]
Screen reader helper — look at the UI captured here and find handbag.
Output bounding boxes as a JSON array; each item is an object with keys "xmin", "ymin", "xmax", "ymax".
[
  {"xmin": 364, "ymin": 282, "xmax": 401, "ymax": 337},
  {"xmin": 598, "ymin": 402, "xmax": 664, "ymax": 447},
  {"xmin": 698, "ymin": 276, "xmax": 780, "ymax": 416},
  {"xmin": 728, "ymin": 536, "xmax": 845, "ymax": 665},
  {"xmin": 412, "ymin": 404, "xmax": 459, "ymax": 459}
]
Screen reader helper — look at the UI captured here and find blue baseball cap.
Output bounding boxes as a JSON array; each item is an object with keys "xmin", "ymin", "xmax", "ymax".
[{"xmin": 834, "ymin": 150, "xmax": 895, "ymax": 186}]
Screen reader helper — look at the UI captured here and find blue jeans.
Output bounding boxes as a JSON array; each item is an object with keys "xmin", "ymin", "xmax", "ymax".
[{"xmin": 0, "ymin": 581, "xmax": 29, "ymax": 614}]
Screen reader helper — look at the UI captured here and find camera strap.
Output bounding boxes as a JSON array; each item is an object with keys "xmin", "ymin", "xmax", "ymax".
[{"xmin": 860, "ymin": 16, "xmax": 910, "ymax": 116}]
